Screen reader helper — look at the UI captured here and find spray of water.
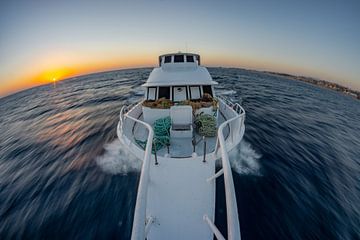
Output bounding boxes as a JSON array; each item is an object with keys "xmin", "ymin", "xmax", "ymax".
[
  {"xmin": 217, "ymin": 90, "xmax": 237, "ymax": 95},
  {"xmin": 228, "ymin": 140, "xmax": 262, "ymax": 175},
  {"xmin": 96, "ymin": 139, "xmax": 142, "ymax": 175},
  {"xmin": 97, "ymin": 139, "xmax": 260, "ymax": 176}
]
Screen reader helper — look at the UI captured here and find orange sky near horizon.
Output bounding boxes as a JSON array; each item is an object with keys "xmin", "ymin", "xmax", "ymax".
[
  {"xmin": 0, "ymin": 51, "xmax": 352, "ymax": 98},
  {"xmin": 1, "ymin": 1, "xmax": 359, "ymax": 98},
  {"xmin": 0, "ymin": 55, "xmax": 279, "ymax": 97},
  {"xmin": 0, "ymin": 53, "xmax": 156, "ymax": 97}
]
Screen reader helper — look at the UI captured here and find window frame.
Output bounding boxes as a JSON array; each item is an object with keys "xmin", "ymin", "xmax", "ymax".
[
  {"xmin": 189, "ymin": 85, "xmax": 201, "ymax": 100},
  {"xmin": 186, "ymin": 55, "xmax": 194, "ymax": 62},
  {"xmin": 202, "ymin": 85, "xmax": 213, "ymax": 97},
  {"xmin": 174, "ymin": 55, "xmax": 184, "ymax": 63},
  {"xmin": 172, "ymin": 85, "xmax": 188, "ymax": 102},
  {"xmin": 158, "ymin": 86, "xmax": 171, "ymax": 99},
  {"xmin": 196, "ymin": 55, "xmax": 200, "ymax": 65},
  {"xmin": 147, "ymin": 87, "xmax": 157, "ymax": 100},
  {"xmin": 164, "ymin": 55, "xmax": 172, "ymax": 63}
]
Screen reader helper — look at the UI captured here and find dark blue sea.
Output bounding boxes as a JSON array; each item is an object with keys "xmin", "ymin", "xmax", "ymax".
[{"xmin": 0, "ymin": 68, "xmax": 359, "ymax": 240}]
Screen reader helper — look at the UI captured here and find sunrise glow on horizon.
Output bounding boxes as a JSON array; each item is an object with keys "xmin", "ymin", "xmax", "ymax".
[{"xmin": 1, "ymin": 0, "xmax": 359, "ymax": 97}]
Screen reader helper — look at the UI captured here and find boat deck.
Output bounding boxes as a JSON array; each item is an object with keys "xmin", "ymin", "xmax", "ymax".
[
  {"xmin": 118, "ymin": 98, "xmax": 245, "ymax": 239},
  {"xmin": 146, "ymin": 156, "xmax": 216, "ymax": 239},
  {"xmin": 132, "ymin": 112, "xmax": 228, "ymax": 158}
]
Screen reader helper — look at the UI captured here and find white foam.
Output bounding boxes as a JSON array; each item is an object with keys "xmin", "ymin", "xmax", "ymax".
[
  {"xmin": 218, "ymin": 90, "xmax": 236, "ymax": 95},
  {"xmin": 97, "ymin": 139, "xmax": 260, "ymax": 176},
  {"xmin": 227, "ymin": 140, "xmax": 262, "ymax": 175},
  {"xmin": 96, "ymin": 139, "xmax": 142, "ymax": 175}
]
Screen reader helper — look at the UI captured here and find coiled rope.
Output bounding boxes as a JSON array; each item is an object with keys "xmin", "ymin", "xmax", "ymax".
[
  {"xmin": 194, "ymin": 113, "xmax": 217, "ymax": 137},
  {"xmin": 136, "ymin": 116, "xmax": 171, "ymax": 153}
]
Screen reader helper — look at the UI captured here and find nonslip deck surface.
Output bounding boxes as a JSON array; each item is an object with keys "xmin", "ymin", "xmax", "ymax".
[{"xmin": 146, "ymin": 157, "xmax": 216, "ymax": 239}]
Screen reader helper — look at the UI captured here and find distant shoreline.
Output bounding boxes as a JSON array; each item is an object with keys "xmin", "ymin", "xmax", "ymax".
[
  {"xmin": 262, "ymin": 71, "xmax": 360, "ymax": 100},
  {"xmin": 1, "ymin": 67, "xmax": 359, "ymax": 101}
]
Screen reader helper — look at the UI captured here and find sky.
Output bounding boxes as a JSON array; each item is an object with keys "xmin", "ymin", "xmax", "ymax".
[{"xmin": 0, "ymin": 0, "xmax": 359, "ymax": 96}]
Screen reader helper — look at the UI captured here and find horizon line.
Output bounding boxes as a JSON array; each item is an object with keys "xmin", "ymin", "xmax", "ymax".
[{"xmin": 1, "ymin": 65, "xmax": 358, "ymax": 99}]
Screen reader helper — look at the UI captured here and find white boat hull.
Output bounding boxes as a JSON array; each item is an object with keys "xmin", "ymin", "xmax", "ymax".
[{"xmin": 118, "ymin": 97, "xmax": 245, "ymax": 240}]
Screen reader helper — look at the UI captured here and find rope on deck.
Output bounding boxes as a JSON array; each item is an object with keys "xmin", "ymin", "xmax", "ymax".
[
  {"xmin": 195, "ymin": 113, "xmax": 217, "ymax": 137},
  {"xmin": 136, "ymin": 116, "xmax": 171, "ymax": 153}
]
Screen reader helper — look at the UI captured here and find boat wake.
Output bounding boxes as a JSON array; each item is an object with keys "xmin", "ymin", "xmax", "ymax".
[
  {"xmin": 96, "ymin": 139, "xmax": 142, "ymax": 175},
  {"xmin": 218, "ymin": 90, "xmax": 236, "ymax": 95},
  {"xmin": 96, "ymin": 139, "xmax": 261, "ymax": 175},
  {"xmin": 228, "ymin": 140, "xmax": 262, "ymax": 176}
]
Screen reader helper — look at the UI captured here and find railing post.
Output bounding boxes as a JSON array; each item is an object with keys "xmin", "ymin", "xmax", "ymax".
[
  {"xmin": 214, "ymin": 137, "xmax": 219, "ymax": 155},
  {"xmin": 145, "ymin": 216, "xmax": 155, "ymax": 237},
  {"xmin": 206, "ymin": 168, "xmax": 224, "ymax": 182},
  {"xmin": 203, "ymin": 136, "xmax": 206, "ymax": 163},
  {"xmin": 192, "ymin": 136, "xmax": 196, "ymax": 153},
  {"xmin": 153, "ymin": 140, "xmax": 158, "ymax": 165},
  {"xmin": 203, "ymin": 215, "xmax": 226, "ymax": 240}
]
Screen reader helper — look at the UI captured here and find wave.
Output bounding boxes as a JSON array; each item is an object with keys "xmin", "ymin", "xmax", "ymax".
[
  {"xmin": 96, "ymin": 139, "xmax": 142, "ymax": 175},
  {"xmin": 217, "ymin": 90, "xmax": 236, "ymax": 95},
  {"xmin": 228, "ymin": 140, "xmax": 262, "ymax": 175}
]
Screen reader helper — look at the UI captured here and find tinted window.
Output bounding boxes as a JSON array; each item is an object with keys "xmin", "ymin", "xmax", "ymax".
[
  {"xmin": 147, "ymin": 87, "xmax": 157, "ymax": 100},
  {"xmin": 186, "ymin": 55, "xmax": 194, "ymax": 62},
  {"xmin": 158, "ymin": 87, "xmax": 170, "ymax": 99},
  {"xmin": 196, "ymin": 55, "xmax": 200, "ymax": 65},
  {"xmin": 190, "ymin": 86, "xmax": 201, "ymax": 99},
  {"xmin": 202, "ymin": 85, "xmax": 213, "ymax": 97},
  {"xmin": 174, "ymin": 55, "xmax": 184, "ymax": 63},
  {"xmin": 164, "ymin": 56, "xmax": 171, "ymax": 63}
]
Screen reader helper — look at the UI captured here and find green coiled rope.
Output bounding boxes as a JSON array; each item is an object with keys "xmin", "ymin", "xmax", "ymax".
[
  {"xmin": 194, "ymin": 113, "xmax": 217, "ymax": 137},
  {"xmin": 136, "ymin": 116, "xmax": 171, "ymax": 153}
]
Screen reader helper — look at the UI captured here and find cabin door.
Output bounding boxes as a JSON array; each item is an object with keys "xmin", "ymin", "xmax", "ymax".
[{"xmin": 173, "ymin": 86, "xmax": 187, "ymax": 102}]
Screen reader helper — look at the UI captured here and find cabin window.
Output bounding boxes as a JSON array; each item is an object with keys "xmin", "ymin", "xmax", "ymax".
[
  {"xmin": 196, "ymin": 55, "xmax": 200, "ymax": 65},
  {"xmin": 174, "ymin": 55, "xmax": 184, "ymax": 63},
  {"xmin": 147, "ymin": 87, "xmax": 157, "ymax": 100},
  {"xmin": 164, "ymin": 56, "xmax": 172, "ymax": 63},
  {"xmin": 172, "ymin": 86, "xmax": 188, "ymax": 102},
  {"xmin": 158, "ymin": 86, "xmax": 170, "ymax": 99},
  {"xmin": 186, "ymin": 55, "xmax": 194, "ymax": 62},
  {"xmin": 202, "ymin": 85, "xmax": 213, "ymax": 97},
  {"xmin": 189, "ymin": 86, "xmax": 201, "ymax": 100}
]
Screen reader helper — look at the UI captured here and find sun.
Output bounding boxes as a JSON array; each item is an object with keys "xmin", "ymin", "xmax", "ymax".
[{"xmin": 34, "ymin": 68, "xmax": 75, "ymax": 85}]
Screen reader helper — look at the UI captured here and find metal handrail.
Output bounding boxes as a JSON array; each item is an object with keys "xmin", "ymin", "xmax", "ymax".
[
  {"xmin": 120, "ymin": 105, "xmax": 155, "ymax": 240},
  {"xmin": 217, "ymin": 95, "xmax": 244, "ymax": 115},
  {"xmin": 119, "ymin": 98, "xmax": 244, "ymax": 240},
  {"xmin": 215, "ymin": 98, "xmax": 245, "ymax": 240},
  {"xmin": 204, "ymin": 215, "xmax": 226, "ymax": 240}
]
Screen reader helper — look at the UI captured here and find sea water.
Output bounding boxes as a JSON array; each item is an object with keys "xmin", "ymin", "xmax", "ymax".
[{"xmin": 0, "ymin": 68, "xmax": 359, "ymax": 239}]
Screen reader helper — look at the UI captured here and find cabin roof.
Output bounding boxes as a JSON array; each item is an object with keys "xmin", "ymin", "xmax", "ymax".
[{"xmin": 142, "ymin": 66, "xmax": 218, "ymax": 87}]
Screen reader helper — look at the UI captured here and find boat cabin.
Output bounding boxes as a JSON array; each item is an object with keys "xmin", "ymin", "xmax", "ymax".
[
  {"xmin": 141, "ymin": 53, "xmax": 219, "ymax": 126},
  {"xmin": 143, "ymin": 53, "xmax": 217, "ymax": 103}
]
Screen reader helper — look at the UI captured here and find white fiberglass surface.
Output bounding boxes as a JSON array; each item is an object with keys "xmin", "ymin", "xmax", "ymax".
[
  {"xmin": 146, "ymin": 157, "xmax": 216, "ymax": 240},
  {"xmin": 130, "ymin": 111, "xmax": 228, "ymax": 158}
]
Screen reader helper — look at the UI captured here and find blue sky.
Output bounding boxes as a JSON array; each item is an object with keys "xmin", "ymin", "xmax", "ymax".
[{"xmin": 0, "ymin": 0, "xmax": 359, "ymax": 95}]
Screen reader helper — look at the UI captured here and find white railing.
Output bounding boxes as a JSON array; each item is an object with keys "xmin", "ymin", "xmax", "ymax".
[
  {"xmin": 212, "ymin": 96, "xmax": 245, "ymax": 240},
  {"xmin": 118, "ymin": 97, "xmax": 245, "ymax": 240},
  {"xmin": 204, "ymin": 215, "xmax": 226, "ymax": 240},
  {"xmin": 119, "ymin": 104, "xmax": 155, "ymax": 240}
]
